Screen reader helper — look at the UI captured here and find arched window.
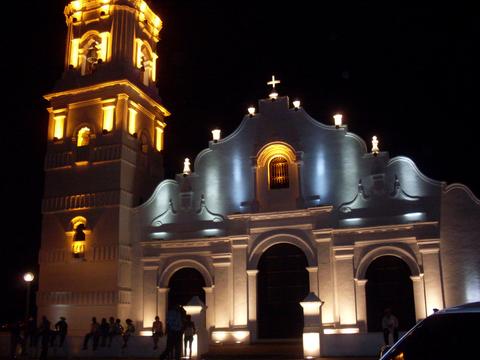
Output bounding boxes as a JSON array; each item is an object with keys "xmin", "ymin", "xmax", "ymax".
[
  {"xmin": 77, "ymin": 127, "xmax": 91, "ymax": 147},
  {"xmin": 71, "ymin": 217, "xmax": 87, "ymax": 259},
  {"xmin": 140, "ymin": 133, "xmax": 149, "ymax": 154},
  {"xmin": 269, "ymin": 156, "xmax": 289, "ymax": 189}
]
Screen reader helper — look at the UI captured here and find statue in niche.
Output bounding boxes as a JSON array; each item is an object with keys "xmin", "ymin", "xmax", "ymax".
[
  {"xmin": 85, "ymin": 41, "xmax": 100, "ymax": 73},
  {"xmin": 74, "ymin": 223, "xmax": 86, "ymax": 241}
]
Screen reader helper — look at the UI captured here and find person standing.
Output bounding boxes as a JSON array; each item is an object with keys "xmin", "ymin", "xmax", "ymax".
[
  {"xmin": 53, "ymin": 317, "xmax": 68, "ymax": 347},
  {"xmin": 183, "ymin": 315, "xmax": 196, "ymax": 359},
  {"xmin": 159, "ymin": 305, "xmax": 183, "ymax": 360},
  {"xmin": 382, "ymin": 308, "xmax": 399, "ymax": 345},
  {"xmin": 122, "ymin": 319, "xmax": 135, "ymax": 349},
  {"xmin": 99, "ymin": 318, "xmax": 109, "ymax": 347},
  {"xmin": 82, "ymin": 317, "xmax": 100, "ymax": 350},
  {"xmin": 38, "ymin": 316, "xmax": 51, "ymax": 360},
  {"xmin": 152, "ymin": 316, "xmax": 163, "ymax": 350}
]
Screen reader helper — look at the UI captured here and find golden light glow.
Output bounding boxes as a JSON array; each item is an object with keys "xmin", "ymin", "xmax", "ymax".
[
  {"xmin": 151, "ymin": 53, "xmax": 158, "ymax": 82},
  {"xmin": 71, "ymin": 216, "xmax": 87, "ymax": 228},
  {"xmin": 128, "ymin": 108, "xmax": 137, "ymax": 135},
  {"xmin": 70, "ymin": 38, "xmax": 80, "ymax": 67},
  {"xmin": 323, "ymin": 327, "xmax": 359, "ymax": 334},
  {"xmin": 77, "ymin": 127, "xmax": 91, "ymax": 147},
  {"xmin": 372, "ymin": 135, "xmax": 380, "ymax": 155},
  {"xmin": 100, "ymin": 4, "xmax": 110, "ymax": 16},
  {"xmin": 135, "ymin": 39, "xmax": 144, "ymax": 68},
  {"xmin": 72, "ymin": 241, "xmax": 85, "ymax": 255},
  {"xmin": 44, "ymin": 79, "xmax": 171, "ymax": 117},
  {"xmin": 155, "ymin": 126, "xmax": 164, "ymax": 151},
  {"xmin": 303, "ymin": 332, "xmax": 320, "ymax": 359},
  {"xmin": 211, "ymin": 331, "xmax": 228, "ymax": 343},
  {"xmin": 233, "ymin": 331, "xmax": 249, "ymax": 343},
  {"xmin": 73, "ymin": 11, "xmax": 82, "ymax": 22},
  {"xmin": 99, "ymin": 32, "xmax": 110, "ymax": 61},
  {"xmin": 140, "ymin": 1, "xmax": 147, "ymax": 12},
  {"xmin": 71, "ymin": 0, "xmax": 83, "ymax": 11},
  {"xmin": 53, "ymin": 115, "xmax": 65, "ymax": 139},
  {"xmin": 257, "ymin": 142, "xmax": 296, "ymax": 168},
  {"xmin": 333, "ymin": 113, "xmax": 343, "ymax": 128},
  {"xmin": 293, "ymin": 100, "xmax": 301, "ymax": 109},
  {"xmin": 102, "ymin": 105, "xmax": 115, "ymax": 132},
  {"xmin": 211, "ymin": 129, "xmax": 221, "ymax": 141},
  {"xmin": 23, "ymin": 272, "xmax": 35, "ymax": 283},
  {"xmin": 153, "ymin": 16, "xmax": 161, "ymax": 28}
]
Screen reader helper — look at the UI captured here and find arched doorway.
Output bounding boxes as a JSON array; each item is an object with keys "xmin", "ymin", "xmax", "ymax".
[
  {"xmin": 366, "ymin": 256, "xmax": 416, "ymax": 332},
  {"xmin": 257, "ymin": 243, "xmax": 309, "ymax": 339},
  {"xmin": 168, "ymin": 268, "xmax": 206, "ymax": 308}
]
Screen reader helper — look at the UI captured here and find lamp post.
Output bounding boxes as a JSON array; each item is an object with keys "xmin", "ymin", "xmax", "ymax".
[{"xmin": 23, "ymin": 272, "xmax": 34, "ymax": 320}]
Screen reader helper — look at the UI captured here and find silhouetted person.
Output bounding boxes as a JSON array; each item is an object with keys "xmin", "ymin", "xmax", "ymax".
[
  {"xmin": 382, "ymin": 308, "xmax": 399, "ymax": 345},
  {"xmin": 25, "ymin": 317, "xmax": 37, "ymax": 348},
  {"xmin": 183, "ymin": 315, "xmax": 196, "ymax": 359},
  {"xmin": 160, "ymin": 305, "xmax": 183, "ymax": 360},
  {"xmin": 122, "ymin": 319, "xmax": 135, "ymax": 349},
  {"xmin": 99, "ymin": 318, "xmax": 109, "ymax": 347},
  {"xmin": 152, "ymin": 315, "xmax": 163, "ymax": 350},
  {"xmin": 9, "ymin": 321, "xmax": 22, "ymax": 359},
  {"xmin": 51, "ymin": 317, "xmax": 68, "ymax": 347},
  {"xmin": 82, "ymin": 317, "xmax": 100, "ymax": 350},
  {"xmin": 38, "ymin": 316, "xmax": 51, "ymax": 360}
]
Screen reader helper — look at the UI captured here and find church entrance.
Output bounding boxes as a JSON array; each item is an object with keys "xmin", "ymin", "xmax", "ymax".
[
  {"xmin": 257, "ymin": 243, "xmax": 309, "ymax": 339},
  {"xmin": 366, "ymin": 256, "xmax": 416, "ymax": 332},
  {"xmin": 168, "ymin": 268, "xmax": 206, "ymax": 308}
]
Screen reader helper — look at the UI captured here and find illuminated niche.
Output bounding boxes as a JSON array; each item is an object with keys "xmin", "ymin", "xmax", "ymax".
[
  {"xmin": 70, "ymin": 216, "xmax": 87, "ymax": 259},
  {"xmin": 155, "ymin": 125, "xmax": 164, "ymax": 151},
  {"xmin": 140, "ymin": 132, "xmax": 149, "ymax": 153},
  {"xmin": 77, "ymin": 127, "xmax": 91, "ymax": 147},
  {"xmin": 53, "ymin": 114, "xmax": 66, "ymax": 140},
  {"xmin": 102, "ymin": 100, "xmax": 115, "ymax": 132},
  {"xmin": 257, "ymin": 143, "xmax": 296, "ymax": 190},
  {"xmin": 135, "ymin": 39, "xmax": 158, "ymax": 86},
  {"xmin": 70, "ymin": 31, "xmax": 110, "ymax": 75}
]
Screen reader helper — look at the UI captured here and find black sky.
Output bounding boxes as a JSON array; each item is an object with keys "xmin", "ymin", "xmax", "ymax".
[{"xmin": 1, "ymin": 0, "xmax": 479, "ymax": 322}]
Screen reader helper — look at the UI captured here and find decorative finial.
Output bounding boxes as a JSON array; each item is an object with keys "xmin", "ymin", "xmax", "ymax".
[
  {"xmin": 211, "ymin": 129, "xmax": 221, "ymax": 142},
  {"xmin": 267, "ymin": 75, "xmax": 280, "ymax": 100},
  {"xmin": 248, "ymin": 106, "xmax": 256, "ymax": 117},
  {"xmin": 183, "ymin": 158, "xmax": 191, "ymax": 175},
  {"xmin": 371, "ymin": 136, "xmax": 380, "ymax": 156},
  {"xmin": 292, "ymin": 100, "xmax": 301, "ymax": 110}
]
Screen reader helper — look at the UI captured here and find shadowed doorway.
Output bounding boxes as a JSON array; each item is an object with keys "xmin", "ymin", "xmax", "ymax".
[
  {"xmin": 366, "ymin": 256, "xmax": 416, "ymax": 332},
  {"xmin": 168, "ymin": 268, "xmax": 206, "ymax": 308},
  {"xmin": 257, "ymin": 243, "xmax": 309, "ymax": 339}
]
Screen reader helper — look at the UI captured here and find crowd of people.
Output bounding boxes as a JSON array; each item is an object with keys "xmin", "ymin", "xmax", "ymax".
[{"xmin": 8, "ymin": 308, "xmax": 196, "ymax": 359}]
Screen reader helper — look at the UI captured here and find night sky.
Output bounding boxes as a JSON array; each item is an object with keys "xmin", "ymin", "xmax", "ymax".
[{"xmin": 1, "ymin": 0, "xmax": 478, "ymax": 323}]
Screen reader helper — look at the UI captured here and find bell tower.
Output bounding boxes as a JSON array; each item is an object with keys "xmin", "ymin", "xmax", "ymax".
[{"xmin": 38, "ymin": 0, "xmax": 169, "ymax": 334}]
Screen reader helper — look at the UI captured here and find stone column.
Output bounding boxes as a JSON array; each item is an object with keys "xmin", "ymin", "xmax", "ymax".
[
  {"xmin": 300, "ymin": 292, "xmax": 324, "ymax": 358},
  {"xmin": 315, "ymin": 235, "xmax": 335, "ymax": 324},
  {"xmin": 157, "ymin": 288, "xmax": 169, "ymax": 329},
  {"xmin": 212, "ymin": 256, "xmax": 231, "ymax": 328},
  {"xmin": 143, "ymin": 267, "xmax": 158, "ymax": 328},
  {"xmin": 354, "ymin": 279, "xmax": 368, "ymax": 331},
  {"xmin": 232, "ymin": 238, "xmax": 248, "ymax": 327},
  {"xmin": 410, "ymin": 275, "xmax": 427, "ymax": 321},
  {"xmin": 247, "ymin": 269, "xmax": 258, "ymax": 341},
  {"xmin": 420, "ymin": 245, "xmax": 444, "ymax": 315},
  {"xmin": 306, "ymin": 266, "xmax": 319, "ymax": 296},
  {"xmin": 203, "ymin": 286, "xmax": 214, "ymax": 332},
  {"xmin": 333, "ymin": 247, "xmax": 356, "ymax": 325},
  {"xmin": 116, "ymin": 93, "xmax": 129, "ymax": 131}
]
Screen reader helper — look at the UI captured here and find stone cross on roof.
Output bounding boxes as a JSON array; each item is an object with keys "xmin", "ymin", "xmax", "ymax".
[{"xmin": 267, "ymin": 75, "xmax": 280, "ymax": 89}]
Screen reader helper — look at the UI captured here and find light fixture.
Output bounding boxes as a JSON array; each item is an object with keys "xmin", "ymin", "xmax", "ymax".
[
  {"xmin": 293, "ymin": 100, "xmax": 301, "ymax": 110},
  {"xmin": 211, "ymin": 129, "xmax": 221, "ymax": 142},
  {"xmin": 248, "ymin": 106, "xmax": 256, "ymax": 117},
  {"xmin": 371, "ymin": 135, "xmax": 380, "ymax": 156},
  {"xmin": 333, "ymin": 113, "xmax": 343, "ymax": 128},
  {"xmin": 23, "ymin": 272, "xmax": 34, "ymax": 283},
  {"xmin": 183, "ymin": 158, "xmax": 191, "ymax": 175},
  {"xmin": 269, "ymin": 90, "xmax": 278, "ymax": 100}
]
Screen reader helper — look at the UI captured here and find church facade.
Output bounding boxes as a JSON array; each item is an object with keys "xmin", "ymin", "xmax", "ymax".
[{"xmin": 38, "ymin": 0, "xmax": 480, "ymax": 353}]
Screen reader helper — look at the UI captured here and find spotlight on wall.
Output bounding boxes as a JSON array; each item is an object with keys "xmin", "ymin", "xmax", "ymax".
[
  {"xmin": 248, "ymin": 106, "xmax": 256, "ymax": 117},
  {"xmin": 211, "ymin": 129, "xmax": 221, "ymax": 142},
  {"xmin": 333, "ymin": 113, "xmax": 343, "ymax": 128},
  {"xmin": 293, "ymin": 100, "xmax": 301, "ymax": 110}
]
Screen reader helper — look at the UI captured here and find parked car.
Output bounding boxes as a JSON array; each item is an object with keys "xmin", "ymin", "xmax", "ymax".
[{"xmin": 379, "ymin": 301, "xmax": 480, "ymax": 359}]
